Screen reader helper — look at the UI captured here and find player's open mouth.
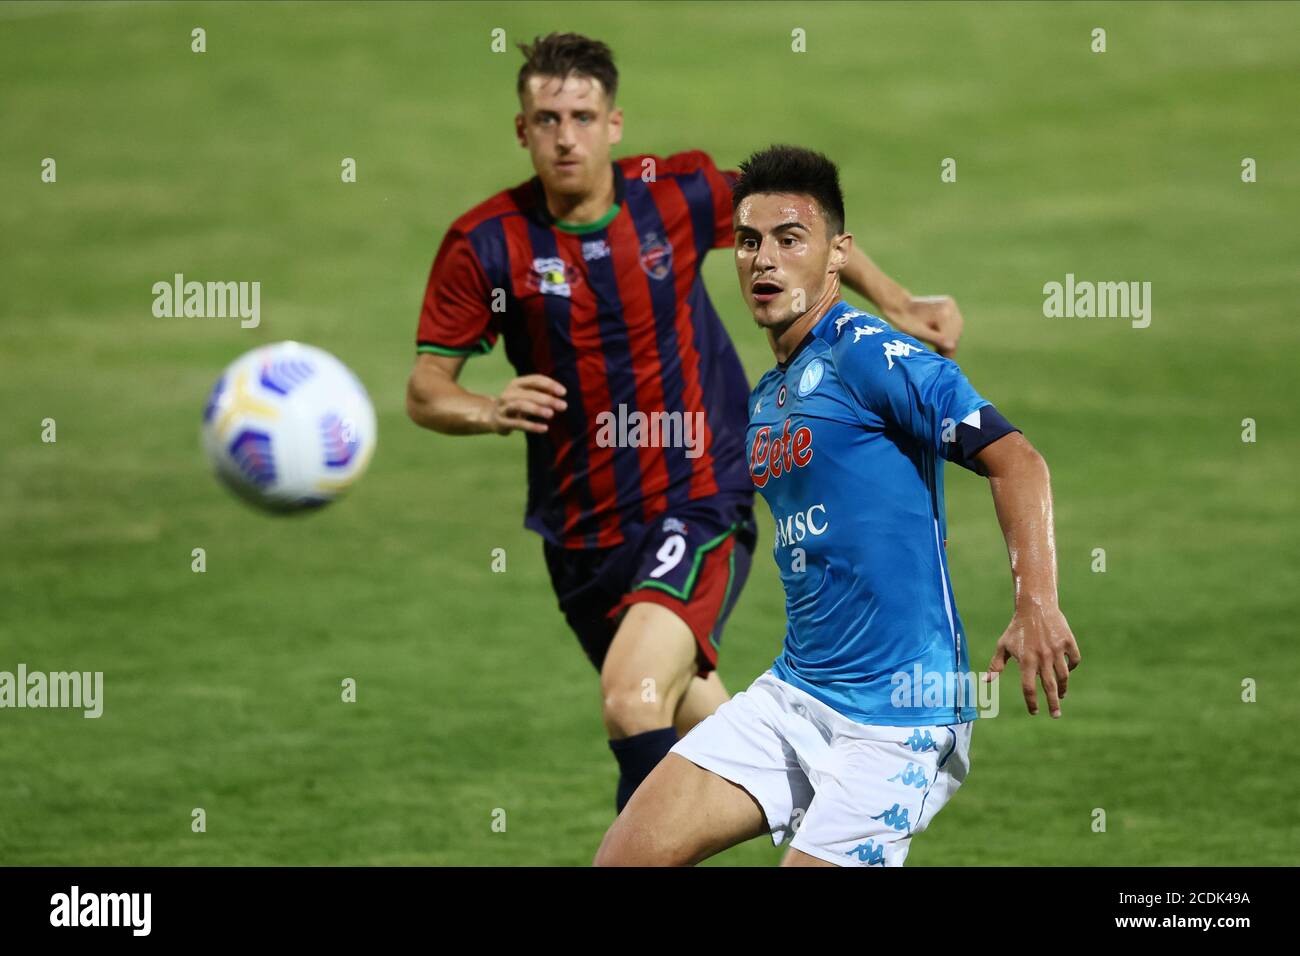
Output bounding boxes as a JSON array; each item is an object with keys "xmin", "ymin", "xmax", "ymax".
[{"xmin": 752, "ymin": 280, "xmax": 782, "ymax": 303}]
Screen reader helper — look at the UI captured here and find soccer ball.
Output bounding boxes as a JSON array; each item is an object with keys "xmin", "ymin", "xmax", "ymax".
[{"xmin": 201, "ymin": 342, "xmax": 377, "ymax": 513}]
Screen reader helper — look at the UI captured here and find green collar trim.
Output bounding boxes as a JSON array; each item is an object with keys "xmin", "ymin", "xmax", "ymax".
[{"xmin": 554, "ymin": 203, "xmax": 620, "ymax": 234}]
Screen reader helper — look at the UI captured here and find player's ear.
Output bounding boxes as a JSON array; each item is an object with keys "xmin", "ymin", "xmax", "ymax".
[
  {"xmin": 607, "ymin": 105, "xmax": 624, "ymax": 146},
  {"xmin": 828, "ymin": 231, "xmax": 853, "ymax": 274},
  {"xmin": 514, "ymin": 112, "xmax": 527, "ymax": 148}
]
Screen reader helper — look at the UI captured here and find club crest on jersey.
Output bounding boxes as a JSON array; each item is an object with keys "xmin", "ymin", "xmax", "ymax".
[
  {"xmin": 638, "ymin": 232, "xmax": 673, "ymax": 280},
  {"xmin": 798, "ymin": 359, "xmax": 824, "ymax": 397},
  {"xmin": 528, "ymin": 257, "xmax": 581, "ymax": 297},
  {"xmin": 749, "ymin": 417, "xmax": 813, "ymax": 488}
]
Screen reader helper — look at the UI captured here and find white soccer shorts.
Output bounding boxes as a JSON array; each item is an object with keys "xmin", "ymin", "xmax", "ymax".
[{"xmin": 670, "ymin": 669, "xmax": 973, "ymax": 866}]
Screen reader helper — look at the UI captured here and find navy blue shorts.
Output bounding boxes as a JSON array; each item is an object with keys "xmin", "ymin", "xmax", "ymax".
[{"xmin": 543, "ymin": 496, "xmax": 758, "ymax": 675}]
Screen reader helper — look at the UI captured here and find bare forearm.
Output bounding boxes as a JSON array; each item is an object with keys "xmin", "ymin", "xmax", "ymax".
[
  {"xmin": 406, "ymin": 377, "xmax": 497, "ymax": 435},
  {"xmin": 985, "ymin": 438, "xmax": 1059, "ymax": 609}
]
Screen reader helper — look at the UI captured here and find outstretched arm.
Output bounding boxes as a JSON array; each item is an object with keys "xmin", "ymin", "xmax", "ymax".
[
  {"xmin": 974, "ymin": 431, "xmax": 1081, "ymax": 717},
  {"xmin": 406, "ymin": 352, "xmax": 567, "ymax": 436},
  {"xmin": 839, "ymin": 244, "xmax": 964, "ymax": 357}
]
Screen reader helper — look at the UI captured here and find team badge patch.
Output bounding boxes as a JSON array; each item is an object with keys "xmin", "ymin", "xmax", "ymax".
[
  {"xmin": 798, "ymin": 359, "xmax": 824, "ymax": 397},
  {"xmin": 528, "ymin": 257, "xmax": 581, "ymax": 297},
  {"xmin": 638, "ymin": 232, "xmax": 673, "ymax": 280}
]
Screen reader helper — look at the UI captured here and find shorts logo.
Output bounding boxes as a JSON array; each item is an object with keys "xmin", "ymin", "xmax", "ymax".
[
  {"xmin": 638, "ymin": 232, "xmax": 673, "ymax": 280},
  {"xmin": 870, "ymin": 803, "xmax": 912, "ymax": 832},
  {"xmin": 844, "ymin": 840, "xmax": 886, "ymax": 865},
  {"xmin": 887, "ymin": 762, "xmax": 929, "ymax": 789},
  {"xmin": 749, "ymin": 417, "xmax": 813, "ymax": 488},
  {"xmin": 797, "ymin": 359, "xmax": 824, "ymax": 397},
  {"xmin": 903, "ymin": 729, "xmax": 938, "ymax": 752},
  {"xmin": 528, "ymin": 257, "xmax": 581, "ymax": 297}
]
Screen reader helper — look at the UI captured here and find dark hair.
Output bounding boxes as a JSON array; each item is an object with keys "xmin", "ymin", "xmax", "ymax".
[
  {"xmin": 732, "ymin": 145, "xmax": 845, "ymax": 235},
  {"xmin": 516, "ymin": 33, "xmax": 618, "ymax": 103}
]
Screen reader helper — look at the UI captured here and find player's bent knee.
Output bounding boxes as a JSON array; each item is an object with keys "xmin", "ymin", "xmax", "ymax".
[{"xmin": 601, "ymin": 685, "xmax": 677, "ymax": 736}]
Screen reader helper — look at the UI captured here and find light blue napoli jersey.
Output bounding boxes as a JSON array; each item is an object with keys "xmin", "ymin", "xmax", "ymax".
[{"xmin": 747, "ymin": 300, "xmax": 1002, "ymax": 726}]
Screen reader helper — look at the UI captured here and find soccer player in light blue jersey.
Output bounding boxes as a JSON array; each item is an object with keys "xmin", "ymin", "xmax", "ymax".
[{"xmin": 595, "ymin": 145, "xmax": 1081, "ymax": 867}]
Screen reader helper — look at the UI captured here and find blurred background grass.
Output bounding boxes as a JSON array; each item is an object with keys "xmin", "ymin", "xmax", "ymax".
[{"xmin": 1, "ymin": 0, "xmax": 1296, "ymax": 864}]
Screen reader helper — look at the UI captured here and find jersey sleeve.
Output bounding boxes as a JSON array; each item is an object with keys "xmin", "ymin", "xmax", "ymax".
[
  {"xmin": 835, "ymin": 324, "xmax": 1018, "ymax": 471},
  {"xmin": 415, "ymin": 228, "xmax": 499, "ymax": 357},
  {"xmin": 704, "ymin": 155, "xmax": 739, "ymax": 249}
]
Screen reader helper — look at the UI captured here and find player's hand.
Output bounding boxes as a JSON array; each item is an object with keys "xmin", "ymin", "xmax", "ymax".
[
  {"xmin": 887, "ymin": 295, "xmax": 964, "ymax": 358},
  {"xmin": 984, "ymin": 602, "xmax": 1081, "ymax": 718},
  {"xmin": 490, "ymin": 374, "xmax": 567, "ymax": 435}
]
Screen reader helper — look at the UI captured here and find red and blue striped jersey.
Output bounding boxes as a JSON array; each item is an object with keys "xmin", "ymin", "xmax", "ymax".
[{"xmin": 417, "ymin": 151, "xmax": 754, "ymax": 549}]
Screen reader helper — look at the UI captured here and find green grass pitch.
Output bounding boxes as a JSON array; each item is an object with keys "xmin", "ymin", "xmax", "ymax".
[{"xmin": 1, "ymin": 0, "xmax": 1297, "ymax": 865}]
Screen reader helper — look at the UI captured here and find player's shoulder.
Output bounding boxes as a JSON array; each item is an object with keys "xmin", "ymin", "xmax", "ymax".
[
  {"xmin": 445, "ymin": 179, "xmax": 535, "ymax": 237},
  {"xmin": 616, "ymin": 149, "xmax": 720, "ymax": 180},
  {"xmin": 819, "ymin": 306, "xmax": 936, "ymax": 383},
  {"xmin": 819, "ymin": 306, "xmax": 892, "ymax": 358}
]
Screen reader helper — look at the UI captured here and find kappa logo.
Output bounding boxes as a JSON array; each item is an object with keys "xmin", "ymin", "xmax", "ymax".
[
  {"xmin": 844, "ymin": 840, "xmax": 886, "ymax": 865},
  {"xmin": 883, "ymin": 339, "xmax": 923, "ymax": 370},
  {"xmin": 662, "ymin": 516, "xmax": 688, "ymax": 535},
  {"xmin": 852, "ymin": 324, "xmax": 884, "ymax": 342},
  {"xmin": 638, "ymin": 232, "xmax": 673, "ymax": 280},
  {"xmin": 833, "ymin": 309, "xmax": 869, "ymax": 336},
  {"xmin": 887, "ymin": 762, "xmax": 929, "ymax": 789},
  {"xmin": 870, "ymin": 803, "xmax": 912, "ymax": 832},
  {"xmin": 528, "ymin": 257, "xmax": 582, "ymax": 297},
  {"xmin": 904, "ymin": 729, "xmax": 938, "ymax": 752}
]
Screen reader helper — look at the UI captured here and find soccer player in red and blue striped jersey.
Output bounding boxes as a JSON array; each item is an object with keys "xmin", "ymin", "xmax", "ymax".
[{"xmin": 406, "ymin": 34, "xmax": 967, "ymax": 815}]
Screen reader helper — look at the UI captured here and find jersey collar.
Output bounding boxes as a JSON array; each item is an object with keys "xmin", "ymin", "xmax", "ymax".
[
  {"xmin": 777, "ymin": 300, "xmax": 853, "ymax": 372},
  {"xmin": 530, "ymin": 162, "xmax": 626, "ymax": 233}
]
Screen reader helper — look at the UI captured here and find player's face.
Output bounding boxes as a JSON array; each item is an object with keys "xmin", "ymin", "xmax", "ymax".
[
  {"xmin": 516, "ymin": 74, "xmax": 623, "ymax": 198},
  {"xmin": 734, "ymin": 193, "xmax": 849, "ymax": 332}
]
